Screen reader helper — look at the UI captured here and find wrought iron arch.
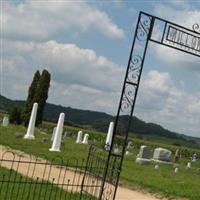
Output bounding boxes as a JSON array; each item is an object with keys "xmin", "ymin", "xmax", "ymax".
[{"xmin": 81, "ymin": 11, "xmax": 200, "ymax": 200}]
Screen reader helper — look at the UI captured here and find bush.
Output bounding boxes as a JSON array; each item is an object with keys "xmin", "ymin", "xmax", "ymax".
[{"xmin": 9, "ymin": 106, "xmax": 22, "ymax": 125}]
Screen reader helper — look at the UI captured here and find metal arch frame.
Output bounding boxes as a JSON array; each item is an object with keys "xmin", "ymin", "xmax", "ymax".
[
  {"xmin": 81, "ymin": 11, "xmax": 200, "ymax": 200},
  {"xmin": 105, "ymin": 11, "xmax": 200, "ymax": 200}
]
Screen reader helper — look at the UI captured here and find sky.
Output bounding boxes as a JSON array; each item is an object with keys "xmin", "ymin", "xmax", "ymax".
[{"xmin": 1, "ymin": 0, "xmax": 200, "ymax": 137}]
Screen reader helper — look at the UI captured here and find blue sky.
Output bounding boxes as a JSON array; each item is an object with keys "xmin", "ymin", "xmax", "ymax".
[{"xmin": 1, "ymin": 0, "xmax": 200, "ymax": 137}]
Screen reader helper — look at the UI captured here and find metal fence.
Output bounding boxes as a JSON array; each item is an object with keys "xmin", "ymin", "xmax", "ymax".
[{"xmin": 0, "ymin": 149, "xmax": 102, "ymax": 200}]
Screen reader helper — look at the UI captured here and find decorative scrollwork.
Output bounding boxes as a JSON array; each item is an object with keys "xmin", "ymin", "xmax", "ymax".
[
  {"xmin": 136, "ymin": 15, "xmax": 152, "ymax": 41},
  {"xmin": 192, "ymin": 23, "xmax": 200, "ymax": 33},
  {"xmin": 127, "ymin": 55, "xmax": 142, "ymax": 83},
  {"xmin": 120, "ymin": 84, "xmax": 137, "ymax": 114}
]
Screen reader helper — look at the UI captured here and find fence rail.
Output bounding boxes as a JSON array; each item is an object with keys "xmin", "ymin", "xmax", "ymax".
[{"xmin": 0, "ymin": 150, "xmax": 101, "ymax": 200}]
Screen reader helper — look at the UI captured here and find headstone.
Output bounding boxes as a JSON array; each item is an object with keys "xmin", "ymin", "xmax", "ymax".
[
  {"xmin": 127, "ymin": 141, "xmax": 133, "ymax": 149},
  {"xmin": 64, "ymin": 131, "xmax": 72, "ymax": 138},
  {"xmin": 2, "ymin": 116, "xmax": 9, "ymax": 127},
  {"xmin": 186, "ymin": 162, "xmax": 191, "ymax": 169},
  {"xmin": 125, "ymin": 150, "xmax": 131, "ymax": 156},
  {"xmin": 15, "ymin": 132, "xmax": 23, "ymax": 139},
  {"xmin": 154, "ymin": 164, "xmax": 159, "ymax": 169},
  {"xmin": 82, "ymin": 134, "xmax": 89, "ymax": 144},
  {"xmin": 139, "ymin": 145, "xmax": 151, "ymax": 159},
  {"xmin": 153, "ymin": 148, "xmax": 172, "ymax": 162},
  {"xmin": 51, "ymin": 127, "xmax": 57, "ymax": 141},
  {"xmin": 49, "ymin": 113, "xmax": 65, "ymax": 152},
  {"xmin": 24, "ymin": 103, "xmax": 38, "ymax": 140},
  {"xmin": 174, "ymin": 167, "xmax": 179, "ymax": 173},
  {"xmin": 136, "ymin": 145, "xmax": 151, "ymax": 164},
  {"xmin": 114, "ymin": 148, "xmax": 121, "ymax": 155},
  {"xmin": 76, "ymin": 131, "xmax": 83, "ymax": 144},
  {"xmin": 192, "ymin": 153, "xmax": 197, "ymax": 162},
  {"xmin": 105, "ymin": 122, "xmax": 114, "ymax": 151}
]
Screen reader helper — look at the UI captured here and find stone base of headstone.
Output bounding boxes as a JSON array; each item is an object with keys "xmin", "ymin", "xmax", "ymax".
[
  {"xmin": 152, "ymin": 159, "xmax": 173, "ymax": 165},
  {"xmin": 136, "ymin": 158, "xmax": 151, "ymax": 164},
  {"xmin": 49, "ymin": 148, "xmax": 60, "ymax": 152},
  {"xmin": 113, "ymin": 148, "xmax": 122, "ymax": 155},
  {"xmin": 24, "ymin": 134, "xmax": 35, "ymax": 140}
]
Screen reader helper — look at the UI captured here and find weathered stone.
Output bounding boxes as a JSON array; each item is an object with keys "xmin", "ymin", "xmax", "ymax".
[
  {"xmin": 139, "ymin": 145, "xmax": 151, "ymax": 159},
  {"xmin": 153, "ymin": 148, "xmax": 172, "ymax": 162}
]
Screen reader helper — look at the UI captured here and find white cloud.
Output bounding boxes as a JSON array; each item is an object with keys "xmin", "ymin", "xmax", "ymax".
[
  {"xmin": 2, "ymin": 1, "xmax": 125, "ymax": 42},
  {"xmin": 136, "ymin": 70, "xmax": 200, "ymax": 137},
  {"xmin": 2, "ymin": 39, "xmax": 124, "ymax": 113}
]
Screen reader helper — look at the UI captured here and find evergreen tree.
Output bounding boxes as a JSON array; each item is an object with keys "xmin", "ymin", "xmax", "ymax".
[
  {"xmin": 22, "ymin": 71, "xmax": 41, "ymax": 126},
  {"xmin": 9, "ymin": 106, "xmax": 22, "ymax": 125},
  {"xmin": 34, "ymin": 69, "xmax": 51, "ymax": 126}
]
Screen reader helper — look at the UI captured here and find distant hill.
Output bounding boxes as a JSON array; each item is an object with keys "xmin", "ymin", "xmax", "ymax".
[{"xmin": 0, "ymin": 94, "xmax": 200, "ymax": 149}]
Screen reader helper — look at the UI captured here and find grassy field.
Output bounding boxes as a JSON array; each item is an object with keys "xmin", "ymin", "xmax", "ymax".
[
  {"xmin": 0, "ymin": 167, "xmax": 95, "ymax": 200},
  {"xmin": 0, "ymin": 125, "xmax": 200, "ymax": 200}
]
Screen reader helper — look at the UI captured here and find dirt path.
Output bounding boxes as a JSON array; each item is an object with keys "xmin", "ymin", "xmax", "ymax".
[{"xmin": 0, "ymin": 145, "xmax": 165, "ymax": 200}]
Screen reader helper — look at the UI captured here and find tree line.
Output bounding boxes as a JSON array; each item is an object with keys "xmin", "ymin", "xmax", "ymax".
[{"xmin": 9, "ymin": 69, "xmax": 51, "ymax": 126}]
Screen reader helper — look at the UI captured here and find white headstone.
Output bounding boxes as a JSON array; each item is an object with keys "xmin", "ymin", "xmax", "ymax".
[
  {"xmin": 24, "ymin": 103, "xmax": 38, "ymax": 140},
  {"xmin": 127, "ymin": 141, "xmax": 133, "ymax": 149},
  {"xmin": 187, "ymin": 162, "xmax": 191, "ymax": 169},
  {"xmin": 82, "ymin": 134, "xmax": 89, "ymax": 144},
  {"xmin": 139, "ymin": 145, "xmax": 151, "ymax": 159},
  {"xmin": 49, "ymin": 113, "xmax": 65, "ymax": 152},
  {"xmin": 76, "ymin": 131, "xmax": 83, "ymax": 144},
  {"xmin": 174, "ymin": 167, "xmax": 179, "ymax": 173},
  {"xmin": 105, "ymin": 122, "xmax": 114, "ymax": 151},
  {"xmin": 51, "ymin": 127, "xmax": 57, "ymax": 141},
  {"xmin": 192, "ymin": 153, "xmax": 197, "ymax": 162},
  {"xmin": 2, "ymin": 116, "xmax": 9, "ymax": 127},
  {"xmin": 153, "ymin": 148, "xmax": 172, "ymax": 162},
  {"xmin": 154, "ymin": 164, "xmax": 159, "ymax": 169},
  {"xmin": 125, "ymin": 150, "xmax": 131, "ymax": 156}
]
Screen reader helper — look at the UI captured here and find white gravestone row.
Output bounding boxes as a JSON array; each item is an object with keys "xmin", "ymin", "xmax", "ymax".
[
  {"xmin": 75, "ymin": 131, "xmax": 89, "ymax": 144},
  {"xmin": 22, "ymin": 103, "xmax": 66, "ymax": 152},
  {"xmin": 136, "ymin": 146, "xmax": 173, "ymax": 164}
]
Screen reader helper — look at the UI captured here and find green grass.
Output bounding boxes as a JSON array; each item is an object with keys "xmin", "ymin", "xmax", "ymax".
[
  {"xmin": 0, "ymin": 167, "xmax": 95, "ymax": 200},
  {"xmin": 1, "ymin": 125, "xmax": 200, "ymax": 200}
]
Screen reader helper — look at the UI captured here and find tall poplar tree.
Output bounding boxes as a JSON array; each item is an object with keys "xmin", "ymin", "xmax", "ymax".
[
  {"xmin": 22, "ymin": 70, "xmax": 41, "ymax": 126},
  {"xmin": 33, "ymin": 69, "xmax": 51, "ymax": 126}
]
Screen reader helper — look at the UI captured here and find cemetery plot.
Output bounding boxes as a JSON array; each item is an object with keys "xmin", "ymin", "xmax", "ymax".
[{"xmin": 0, "ymin": 124, "xmax": 200, "ymax": 200}]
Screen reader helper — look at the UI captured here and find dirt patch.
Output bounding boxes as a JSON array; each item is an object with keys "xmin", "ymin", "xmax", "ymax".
[{"xmin": 0, "ymin": 145, "xmax": 171, "ymax": 200}]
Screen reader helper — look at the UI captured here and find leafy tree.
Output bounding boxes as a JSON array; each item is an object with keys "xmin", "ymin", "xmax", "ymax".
[
  {"xmin": 22, "ymin": 71, "xmax": 41, "ymax": 126},
  {"xmin": 9, "ymin": 106, "xmax": 22, "ymax": 125},
  {"xmin": 33, "ymin": 69, "xmax": 51, "ymax": 126}
]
